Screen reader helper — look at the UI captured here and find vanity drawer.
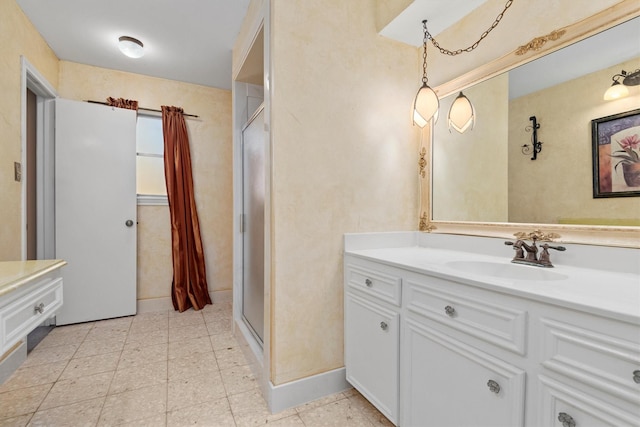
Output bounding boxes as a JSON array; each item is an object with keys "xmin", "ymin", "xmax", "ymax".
[
  {"xmin": 345, "ymin": 262, "xmax": 401, "ymax": 306},
  {"xmin": 0, "ymin": 277, "xmax": 63, "ymax": 354},
  {"xmin": 405, "ymin": 275, "xmax": 527, "ymax": 355},
  {"xmin": 539, "ymin": 316, "xmax": 640, "ymax": 405}
]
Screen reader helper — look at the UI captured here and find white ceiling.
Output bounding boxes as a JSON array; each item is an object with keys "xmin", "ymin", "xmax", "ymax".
[
  {"xmin": 16, "ymin": 0, "xmax": 250, "ymax": 90},
  {"xmin": 16, "ymin": 0, "xmax": 482, "ymax": 91},
  {"xmin": 379, "ymin": 0, "xmax": 488, "ymax": 46}
]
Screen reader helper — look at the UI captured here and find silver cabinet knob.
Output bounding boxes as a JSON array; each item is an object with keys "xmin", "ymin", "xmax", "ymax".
[
  {"xmin": 444, "ymin": 305, "xmax": 456, "ymax": 317},
  {"xmin": 125, "ymin": 219, "xmax": 134, "ymax": 227},
  {"xmin": 558, "ymin": 412, "xmax": 576, "ymax": 427},
  {"xmin": 633, "ymin": 370, "xmax": 640, "ymax": 384},
  {"xmin": 380, "ymin": 321, "xmax": 388, "ymax": 331},
  {"xmin": 365, "ymin": 278, "xmax": 373, "ymax": 287},
  {"xmin": 487, "ymin": 379, "xmax": 500, "ymax": 394},
  {"xmin": 34, "ymin": 303, "xmax": 45, "ymax": 314}
]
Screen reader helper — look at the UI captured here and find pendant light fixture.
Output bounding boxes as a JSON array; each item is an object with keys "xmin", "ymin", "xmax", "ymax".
[
  {"xmin": 448, "ymin": 92, "xmax": 476, "ymax": 133},
  {"xmin": 413, "ymin": 0, "xmax": 514, "ymax": 133},
  {"xmin": 413, "ymin": 20, "xmax": 439, "ymax": 128},
  {"xmin": 118, "ymin": 36, "xmax": 145, "ymax": 59}
]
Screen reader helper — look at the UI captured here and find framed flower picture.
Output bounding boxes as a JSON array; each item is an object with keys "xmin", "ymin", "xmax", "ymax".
[{"xmin": 591, "ymin": 108, "xmax": 640, "ymax": 198}]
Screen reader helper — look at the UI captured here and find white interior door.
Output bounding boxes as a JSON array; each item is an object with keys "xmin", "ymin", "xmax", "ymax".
[
  {"xmin": 242, "ymin": 106, "xmax": 265, "ymax": 343},
  {"xmin": 55, "ymin": 99, "xmax": 137, "ymax": 325}
]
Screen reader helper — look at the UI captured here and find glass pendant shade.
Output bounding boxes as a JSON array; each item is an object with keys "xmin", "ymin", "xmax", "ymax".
[
  {"xmin": 118, "ymin": 36, "xmax": 144, "ymax": 58},
  {"xmin": 413, "ymin": 83, "xmax": 439, "ymax": 128},
  {"xmin": 448, "ymin": 92, "xmax": 475, "ymax": 133},
  {"xmin": 603, "ymin": 81, "xmax": 629, "ymax": 100}
]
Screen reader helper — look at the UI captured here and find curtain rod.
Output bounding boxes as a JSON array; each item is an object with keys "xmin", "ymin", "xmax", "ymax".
[{"xmin": 85, "ymin": 100, "xmax": 199, "ymax": 118}]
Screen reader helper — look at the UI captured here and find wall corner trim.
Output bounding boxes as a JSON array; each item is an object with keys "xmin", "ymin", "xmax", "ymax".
[{"xmin": 267, "ymin": 367, "xmax": 351, "ymax": 413}]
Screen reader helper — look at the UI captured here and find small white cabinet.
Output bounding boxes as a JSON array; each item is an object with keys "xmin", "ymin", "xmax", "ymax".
[
  {"xmin": 344, "ymin": 251, "xmax": 640, "ymax": 427},
  {"xmin": 0, "ymin": 260, "xmax": 66, "ymax": 357},
  {"xmin": 344, "ymin": 259, "xmax": 401, "ymax": 424}
]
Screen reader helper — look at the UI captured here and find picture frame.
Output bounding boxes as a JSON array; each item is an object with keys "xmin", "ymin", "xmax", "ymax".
[{"xmin": 591, "ymin": 108, "xmax": 640, "ymax": 198}]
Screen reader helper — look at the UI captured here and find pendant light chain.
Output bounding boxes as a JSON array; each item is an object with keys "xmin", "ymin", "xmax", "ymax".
[
  {"xmin": 421, "ymin": 20, "xmax": 429, "ymax": 84},
  {"xmin": 427, "ymin": 0, "xmax": 513, "ymax": 56}
]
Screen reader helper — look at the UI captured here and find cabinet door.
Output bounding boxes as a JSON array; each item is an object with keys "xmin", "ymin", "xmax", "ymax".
[
  {"xmin": 402, "ymin": 318, "xmax": 525, "ymax": 427},
  {"xmin": 345, "ymin": 292, "xmax": 399, "ymax": 424},
  {"xmin": 537, "ymin": 375, "xmax": 640, "ymax": 427}
]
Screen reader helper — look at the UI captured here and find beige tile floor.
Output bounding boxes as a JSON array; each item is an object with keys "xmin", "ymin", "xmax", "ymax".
[{"xmin": 0, "ymin": 302, "xmax": 393, "ymax": 427}]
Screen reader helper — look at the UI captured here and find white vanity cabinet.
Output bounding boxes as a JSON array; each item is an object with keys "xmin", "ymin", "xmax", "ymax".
[
  {"xmin": 535, "ymin": 307, "xmax": 640, "ymax": 427},
  {"xmin": 0, "ymin": 260, "xmax": 66, "ymax": 357},
  {"xmin": 402, "ymin": 273, "xmax": 527, "ymax": 427},
  {"xmin": 343, "ymin": 249, "xmax": 640, "ymax": 427},
  {"xmin": 344, "ymin": 259, "xmax": 402, "ymax": 425}
]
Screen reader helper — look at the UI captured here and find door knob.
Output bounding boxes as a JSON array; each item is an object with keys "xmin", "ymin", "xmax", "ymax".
[{"xmin": 125, "ymin": 220, "xmax": 134, "ymax": 227}]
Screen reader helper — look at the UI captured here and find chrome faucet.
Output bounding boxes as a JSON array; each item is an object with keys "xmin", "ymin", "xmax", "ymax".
[{"xmin": 504, "ymin": 236, "xmax": 566, "ymax": 268}]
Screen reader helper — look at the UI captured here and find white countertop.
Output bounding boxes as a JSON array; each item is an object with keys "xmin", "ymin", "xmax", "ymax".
[
  {"xmin": 345, "ymin": 240, "xmax": 640, "ymax": 324},
  {"xmin": 0, "ymin": 260, "xmax": 67, "ymax": 298}
]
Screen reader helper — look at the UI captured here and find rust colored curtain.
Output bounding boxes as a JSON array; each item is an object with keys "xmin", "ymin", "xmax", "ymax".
[
  {"xmin": 162, "ymin": 106, "xmax": 211, "ymax": 312},
  {"xmin": 106, "ymin": 97, "xmax": 139, "ymax": 110}
]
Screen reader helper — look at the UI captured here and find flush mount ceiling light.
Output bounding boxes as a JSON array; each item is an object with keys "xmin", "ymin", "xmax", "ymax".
[
  {"xmin": 412, "ymin": 0, "xmax": 513, "ymax": 133},
  {"xmin": 118, "ymin": 36, "xmax": 144, "ymax": 58},
  {"xmin": 603, "ymin": 69, "xmax": 640, "ymax": 101}
]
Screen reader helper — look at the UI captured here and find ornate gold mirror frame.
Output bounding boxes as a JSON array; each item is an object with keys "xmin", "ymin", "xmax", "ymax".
[{"xmin": 419, "ymin": 1, "xmax": 640, "ymax": 248}]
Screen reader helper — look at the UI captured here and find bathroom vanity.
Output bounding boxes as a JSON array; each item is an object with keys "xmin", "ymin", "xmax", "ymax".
[
  {"xmin": 344, "ymin": 232, "xmax": 640, "ymax": 427},
  {"xmin": 0, "ymin": 260, "xmax": 65, "ymax": 358}
]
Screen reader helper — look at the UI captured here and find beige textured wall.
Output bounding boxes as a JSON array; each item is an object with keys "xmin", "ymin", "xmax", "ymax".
[
  {"xmin": 57, "ymin": 61, "xmax": 233, "ymax": 301},
  {"xmin": 509, "ymin": 59, "xmax": 640, "ymax": 224},
  {"xmin": 0, "ymin": 0, "xmax": 59, "ymax": 260},
  {"xmin": 270, "ymin": 0, "xmax": 419, "ymax": 384},
  {"xmin": 432, "ymin": 73, "xmax": 509, "ymax": 222},
  {"xmin": 374, "ymin": 0, "xmax": 413, "ymax": 32}
]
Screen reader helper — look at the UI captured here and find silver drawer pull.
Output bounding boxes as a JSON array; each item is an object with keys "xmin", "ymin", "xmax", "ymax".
[
  {"xmin": 380, "ymin": 321, "xmax": 388, "ymax": 331},
  {"xmin": 487, "ymin": 379, "xmax": 500, "ymax": 394},
  {"xmin": 558, "ymin": 412, "xmax": 576, "ymax": 427},
  {"xmin": 365, "ymin": 278, "xmax": 373, "ymax": 287},
  {"xmin": 34, "ymin": 303, "xmax": 45, "ymax": 314},
  {"xmin": 633, "ymin": 370, "xmax": 640, "ymax": 384},
  {"xmin": 444, "ymin": 305, "xmax": 456, "ymax": 317}
]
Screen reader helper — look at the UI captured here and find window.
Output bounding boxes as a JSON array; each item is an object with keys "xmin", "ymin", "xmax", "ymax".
[{"xmin": 136, "ymin": 115, "xmax": 167, "ymax": 205}]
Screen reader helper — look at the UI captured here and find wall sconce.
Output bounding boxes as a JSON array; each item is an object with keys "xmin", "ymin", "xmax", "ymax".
[
  {"xmin": 603, "ymin": 69, "xmax": 640, "ymax": 100},
  {"xmin": 522, "ymin": 116, "xmax": 543, "ymax": 160},
  {"xmin": 118, "ymin": 36, "xmax": 145, "ymax": 59},
  {"xmin": 412, "ymin": 0, "xmax": 513, "ymax": 133}
]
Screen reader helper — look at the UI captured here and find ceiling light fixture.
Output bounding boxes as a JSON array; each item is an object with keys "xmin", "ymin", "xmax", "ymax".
[
  {"xmin": 118, "ymin": 36, "xmax": 144, "ymax": 59},
  {"xmin": 412, "ymin": 0, "xmax": 513, "ymax": 133},
  {"xmin": 413, "ymin": 20, "xmax": 439, "ymax": 128},
  {"xmin": 603, "ymin": 69, "xmax": 640, "ymax": 101}
]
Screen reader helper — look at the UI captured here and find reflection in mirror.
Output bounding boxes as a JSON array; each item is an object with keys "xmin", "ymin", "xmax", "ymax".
[{"xmin": 432, "ymin": 17, "xmax": 640, "ymax": 226}]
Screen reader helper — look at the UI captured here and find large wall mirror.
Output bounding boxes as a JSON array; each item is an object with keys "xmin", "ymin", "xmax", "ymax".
[{"xmin": 423, "ymin": 5, "xmax": 640, "ymax": 247}]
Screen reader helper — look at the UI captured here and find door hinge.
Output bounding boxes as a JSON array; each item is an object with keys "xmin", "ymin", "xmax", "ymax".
[{"xmin": 240, "ymin": 213, "xmax": 245, "ymax": 233}]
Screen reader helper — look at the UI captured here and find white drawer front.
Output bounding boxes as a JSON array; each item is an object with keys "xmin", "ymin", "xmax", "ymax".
[
  {"xmin": 405, "ymin": 277, "xmax": 527, "ymax": 355},
  {"xmin": 346, "ymin": 263, "xmax": 401, "ymax": 306},
  {"xmin": 0, "ymin": 278, "xmax": 63, "ymax": 354},
  {"xmin": 540, "ymin": 317, "xmax": 640, "ymax": 404},
  {"xmin": 538, "ymin": 375, "xmax": 640, "ymax": 427}
]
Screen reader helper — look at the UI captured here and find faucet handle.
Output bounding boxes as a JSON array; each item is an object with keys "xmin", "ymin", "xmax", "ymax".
[{"xmin": 546, "ymin": 245, "xmax": 566, "ymax": 251}]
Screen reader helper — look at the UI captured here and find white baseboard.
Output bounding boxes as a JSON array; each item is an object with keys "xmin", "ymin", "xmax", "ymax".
[
  {"xmin": 137, "ymin": 289, "xmax": 232, "ymax": 313},
  {"xmin": 233, "ymin": 317, "xmax": 350, "ymax": 413},
  {"xmin": 0, "ymin": 341, "xmax": 27, "ymax": 385},
  {"xmin": 268, "ymin": 367, "xmax": 351, "ymax": 413}
]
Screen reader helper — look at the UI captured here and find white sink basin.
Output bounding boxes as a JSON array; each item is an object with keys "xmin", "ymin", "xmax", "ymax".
[{"xmin": 446, "ymin": 260, "xmax": 569, "ymax": 281}]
